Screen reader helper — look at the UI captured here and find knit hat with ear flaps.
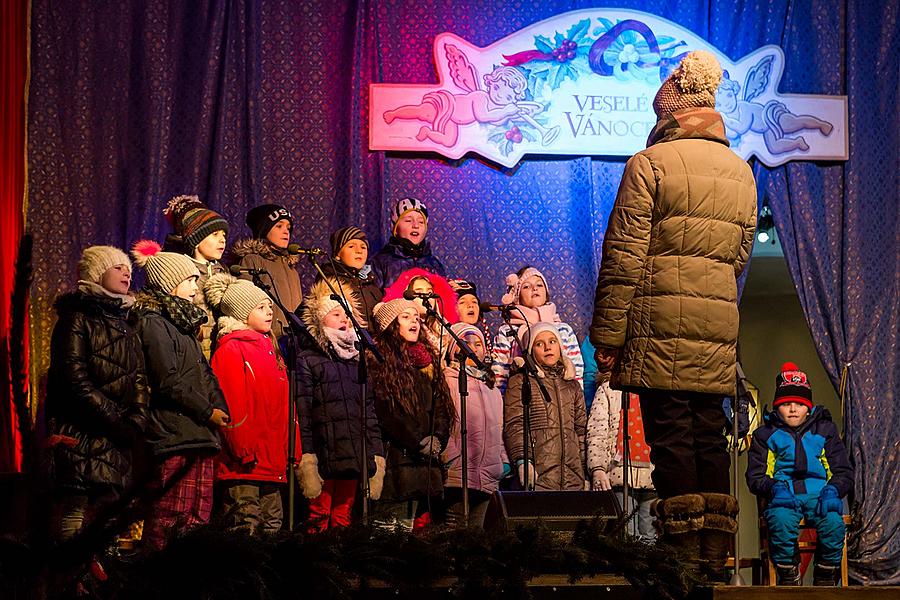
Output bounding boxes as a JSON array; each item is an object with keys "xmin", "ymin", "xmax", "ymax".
[
  {"xmin": 163, "ymin": 195, "xmax": 229, "ymax": 252},
  {"xmin": 444, "ymin": 322, "xmax": 484, "ymax": 364},
  {"xmin": 372, "ymin": 298, "xmax": 420, "ymax": 333},
  {"xmin": 390, "ymin": 197, "xmax": 429, "ymax": 235},
  {"xmin": 652, "ymin": 50, "xmax": 723, "ymax": 117},
  {"xmin": 131, "ymin": 240, "xmax": 200, "ymax": 293},
  {"xmin": 246, "ymin": 204, "xmax": 292, "ymax": 240},
  {"xmin": 517, "ymin": 322, "xmax": 563, "ymax": 355},
  {"xmin": 773, "ymin": 362, "xmax": 813, "ymax": 409},
  {"xmin": 330, "ymin": 226, "xmax": 368, "ymax": 256},
  {"xmin": 204, "ymin": 273, "xmax": 271, "ymax": 323},
  {"xmin": 502, "ymin": 267, "xmax": 550, "ymax": 306},
  {"xmin": 78, "ymin": 245, "xmax": 131, "ymax": 284}
]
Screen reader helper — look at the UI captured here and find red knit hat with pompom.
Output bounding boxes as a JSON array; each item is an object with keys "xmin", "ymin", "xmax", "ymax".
[{"xmin": 773, "ymin": 362, "xmax": 813, "ymax": 409}]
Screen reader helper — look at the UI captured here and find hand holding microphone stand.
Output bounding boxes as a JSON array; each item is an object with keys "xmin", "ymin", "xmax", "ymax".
[{"xmin": 302, "ymin": 249, "xmax": 383, "ymax": 522}]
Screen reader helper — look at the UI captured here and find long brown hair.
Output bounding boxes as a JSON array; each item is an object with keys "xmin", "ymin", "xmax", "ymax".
[{"xmin": 369, "ymin": 320, "xmax": 456, "ymax": 425}]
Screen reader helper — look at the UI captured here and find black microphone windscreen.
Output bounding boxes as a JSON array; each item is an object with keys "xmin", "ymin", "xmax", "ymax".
[
  {"xmin": 403, "ymin": 289, "xmax": 418, "ymax": 301},
  {"xmin": 229, "ymin": 264, "xmax": 244, "ymax": 277},
  {"xmin": 479, "ymin": 301, "xmax": 495, "ymax": 313}
]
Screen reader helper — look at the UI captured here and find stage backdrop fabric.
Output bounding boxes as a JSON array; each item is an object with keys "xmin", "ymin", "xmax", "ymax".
[{"xmin": 26, "ymin": 0, "xmax": 898, "ymax": 583}]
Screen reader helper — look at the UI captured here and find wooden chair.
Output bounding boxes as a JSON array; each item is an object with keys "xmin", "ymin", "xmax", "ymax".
[{"xmin": 757, "ymin": 498, "xmax": 850, "ymax": 586}]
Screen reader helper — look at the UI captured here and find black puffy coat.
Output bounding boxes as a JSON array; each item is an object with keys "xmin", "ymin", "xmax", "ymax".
[
  {"xmin": 295, "ymin": 332, "xmax": 383, "ymax": 480},
  {"xmin": 316, "ymin": 261, "xmax": 383, "ymax": 330},
  {"xmin": 130, "ymin": 292, "xmax": 228, "ymax": 458},
  {"xmin": 46, "ymin": 292, "xmax": 149, "ymax": 495}
]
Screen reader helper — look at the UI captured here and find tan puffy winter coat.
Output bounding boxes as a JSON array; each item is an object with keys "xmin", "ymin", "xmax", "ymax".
[
  {"xmin": 504, "ymin": 361, "xmax": 587, "ymax": 491},
  {"xmin": 590, "ymin": 119, "xmax": 756, "ymax": 395},
  {"xmin": 230, "ymin": 239, "xmax": 303, "ymax": 340}
]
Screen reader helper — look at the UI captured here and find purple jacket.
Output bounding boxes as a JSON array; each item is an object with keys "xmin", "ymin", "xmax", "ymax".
[{"xmin": 442, "ymin": 366, "xmax": 508, "ymax": 493}]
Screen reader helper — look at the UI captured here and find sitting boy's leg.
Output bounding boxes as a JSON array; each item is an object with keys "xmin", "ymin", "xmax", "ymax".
[{"xmin": 765, "ymin": 504, "xmax": 802, "ymax": 565}]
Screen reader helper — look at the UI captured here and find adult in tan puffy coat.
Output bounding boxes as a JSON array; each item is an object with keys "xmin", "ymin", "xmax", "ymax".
[{"xmin": 589, "ymin": 51, "xmax": 755, "ymax": 578}]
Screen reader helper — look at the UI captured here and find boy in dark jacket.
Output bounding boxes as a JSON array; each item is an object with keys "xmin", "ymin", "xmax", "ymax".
[
  {"xmin": 370, "ymin": 197, "xmax": 446, "ymax": 289},
  {"xmin": 746, "ymin": 363, "xmax": 853, "ymax": 586},
  {"xmin": 47, "ymin": 245, "xmax": 149, "ymax": 541},
  {"xmin": 130, "ymin": 240, "xmax": 230, "ymax": 550},
  {"xmin": 317, "ymin": 226, "xmax": 383, "ymax": 330},
  {"xmin": 297, "ymin": 280, "xmax": 384, "ymax": 531}
]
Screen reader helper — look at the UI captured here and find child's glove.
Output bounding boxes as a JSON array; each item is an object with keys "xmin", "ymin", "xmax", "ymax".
[
  {"xmin": 368, "ymin": 455, "xmax": 386, "ymax": 501},
  {"xmin": 501, "ymin": 463, "xmax": 512, "ymax": 479},
  {"xmin": 296, "ymin": 453, "xmax": 323, "ymax": 499},
  {"xmin": 770, "ymin": 481, "xmax": 800, "ymax": 510},
  {"xmin": 816, "ymin": 485, "xmax": 842, "ymax": 517},
  {"xmin": 517, "ymin": 461, "xmax": 537, "ymax": 490},
  {"xmin": 418, "ymin": 436, "xmax": 441, "ymax": 458}
]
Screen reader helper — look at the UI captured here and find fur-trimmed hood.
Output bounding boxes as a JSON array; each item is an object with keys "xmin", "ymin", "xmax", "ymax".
[
  {"xmin": 511, "ymin": 355, "xmax": 577, "ymax": 381},
  {"xmin": 216, "ymin": 314, "xmax": 251, "ymax": 339},
  {"xmin": 301, "ymin": 279, "xmax": 361, "ymax": 355},
  {"xmin": 229, "ymin": 238, "xmax": 299, "ymax": 266}
]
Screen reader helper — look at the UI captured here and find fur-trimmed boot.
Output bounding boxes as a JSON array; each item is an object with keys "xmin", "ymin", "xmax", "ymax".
[
  {"xmin": 813, "ymin": 562, "xmax": 842, "ymax": 586},
  {"xmin": 653, "ymin": 494, "xmax": 706, "ymax": 566},
  {"xmin": 699, "ymin": 493, "xmax": 739, "ymax": 583}
]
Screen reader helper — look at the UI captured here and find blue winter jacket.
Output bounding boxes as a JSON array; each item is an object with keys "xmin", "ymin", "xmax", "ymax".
[
  {"xmin": 746, "ymin": 405, "xmax": 853, "ymax": 500},
  {"xmin": 370, "ymin": 236, "xmax": 446, "ymax": 290}
]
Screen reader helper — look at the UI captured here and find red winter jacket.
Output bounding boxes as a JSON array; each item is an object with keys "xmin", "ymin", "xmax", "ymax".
[{"xmin": 211, "ymin": 323, "xmax": 297, "ymax": 483}]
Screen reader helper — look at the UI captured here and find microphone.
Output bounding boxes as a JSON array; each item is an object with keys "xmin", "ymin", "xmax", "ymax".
[
  {"xmin": 229, "ymin": 265, "xmax": 269, "ymax": 276},
  {"xmin": 479, "ymin": 301, "xmax": 516, "ymax": 313},
  {"xmin": 287, "ymin": 244, "xmax": 324, "ymax": 256},
  {"xmin": 403, "ymin": 289, "xmax": 439, "ymax": 301}
]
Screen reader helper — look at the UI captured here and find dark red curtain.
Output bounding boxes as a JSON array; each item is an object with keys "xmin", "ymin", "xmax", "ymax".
[{"xmin": 0, "ymin": 0, "xmax": 28, "ymax": 473}]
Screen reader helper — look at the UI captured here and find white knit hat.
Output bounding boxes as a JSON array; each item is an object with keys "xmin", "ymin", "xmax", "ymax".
[
  {"xmin": 78, "ymin": 245, "xmax": 131, "ymax": 284},
  {"xmin": 131, "ymin": 240, "xmax": 200, "ymax": 293},
  {"xmin": 204, "ymin": 273, "xmax": 271, "ymax": 322},
  {"xmin": 517, "ymin": 322, "xmax": 563, "ymax": 355},
  {"xmin": 373, "ymin": 298, "xmax": 420, "ymax": 332}
]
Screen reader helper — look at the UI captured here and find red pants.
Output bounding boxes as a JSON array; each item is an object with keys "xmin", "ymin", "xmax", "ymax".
[{"xmin": 308, "ymin": 479, "xmax": 357, "ymax": 532}]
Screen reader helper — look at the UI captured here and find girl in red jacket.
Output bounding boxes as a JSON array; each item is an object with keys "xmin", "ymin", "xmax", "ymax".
[{"xmin": 204, "ymin": 273, "xmax": 295, "ymax": 534}]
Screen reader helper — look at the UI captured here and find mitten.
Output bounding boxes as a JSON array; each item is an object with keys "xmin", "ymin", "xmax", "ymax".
[
  {"xmin": 368, "ymin": 455, "xmax": 386, "ymax": 500},
  {"xmin": 297, "ymin": 453, "xmax": 323, "ymax": 499},
  {"xmin": 816, "ymin": 485, "xmax": 842, "ymax": 516},
  {"xmin": 418, "ymin": 436, "xmax": 441, "ymax": 458},
  {"xmin": 770, "ymin": 481, "xmax": 800, "ymax": 510}
]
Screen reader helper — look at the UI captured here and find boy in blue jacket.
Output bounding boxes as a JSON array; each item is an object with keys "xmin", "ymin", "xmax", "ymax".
[{"xmin": 746, "ymin": 363, "xmax": 853, "ymax": 586}]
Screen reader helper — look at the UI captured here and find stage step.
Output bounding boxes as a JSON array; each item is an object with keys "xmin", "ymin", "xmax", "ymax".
[{"xmin": 712, "ymin": 585, "xmax": 900, "ymax": 599}]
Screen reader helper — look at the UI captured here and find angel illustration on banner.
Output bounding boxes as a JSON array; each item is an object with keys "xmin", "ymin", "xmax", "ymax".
[
  {"xmin": 715, "ymin": 56, "xmax": 833, "ymax": 154},
  {"xmin": 382, "ymin": 44, "xmax": 560, "ymax": 148}
]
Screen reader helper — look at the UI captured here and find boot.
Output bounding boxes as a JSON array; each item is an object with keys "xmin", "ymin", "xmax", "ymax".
[
  {"xmin": 813, "ymin": 562, "xmax": 841, "ymax": 586},
  {"xmin": 654, "ymin": 494, "xmax": 706, "ymax": 567},
  {"xmin": 775, "ymin": 563, "xmax": 802, "ymax": 586},
  {"xmin": 699, "ymin": 493, "xmax": 739, "ymax": 583}
]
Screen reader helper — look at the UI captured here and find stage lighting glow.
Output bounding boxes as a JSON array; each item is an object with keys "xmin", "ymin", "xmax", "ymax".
[{"xmin": 757, "ymin": 205, "xmax": 775, "ymax": 244}]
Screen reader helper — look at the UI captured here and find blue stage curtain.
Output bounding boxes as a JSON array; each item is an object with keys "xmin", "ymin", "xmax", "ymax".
[{"xmin": 26, "ymin": 0, "xmax": 898, "ymax": 582}]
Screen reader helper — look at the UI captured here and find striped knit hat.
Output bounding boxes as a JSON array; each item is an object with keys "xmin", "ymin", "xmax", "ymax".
[
  {"xmin": 652, "ymin": 50, "xmax": 722, "ymax": 117},
  {"xmin": 131, "ymin": 240, "xmax": 200, "ymax": 293},
  {"xmin": 330, "ymin": 226, "xmax": 368, "ymax": 256},
  {"xmin": 163, "ymin": 195, "xmax": 229, "ymax": 252},
  {"xmin": 204, "ymin": 273, "xmax": 271, "ymax": 323}
]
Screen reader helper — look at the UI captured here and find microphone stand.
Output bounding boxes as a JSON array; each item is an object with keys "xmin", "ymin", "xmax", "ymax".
[
  {"xmin": 621, "ymin": 391, "xmax": 631, "ymax": 536},
  {"xmin": 248, "ymin": 269, "xmax": 305, "ymax": 531},
  {"xmin": 418, "ymin": 299, "xmax": 484, "ymax": 526},
  {"xmin": 305, "ymin": 255, "xmax": 383, "ymax": 522}
]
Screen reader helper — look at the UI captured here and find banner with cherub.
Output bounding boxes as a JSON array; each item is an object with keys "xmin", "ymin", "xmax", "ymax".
[{"xmin": 369, "ymin": 8, "xmax": 847, "ymax": 168}]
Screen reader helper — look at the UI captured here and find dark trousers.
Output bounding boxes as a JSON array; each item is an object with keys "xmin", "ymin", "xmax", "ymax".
[{"xmin": 638, "ymin": 389, "xmax": 730, "ymax": 499}]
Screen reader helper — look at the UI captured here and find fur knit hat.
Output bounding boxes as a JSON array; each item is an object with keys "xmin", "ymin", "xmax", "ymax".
[
  {"xmin": 390, "ymin": 197, "xmax": 429, "ymax": 235},
  {"xmin": 163, "ymin": 195, "xmax": 229, "ymax": 252},
  {"xmin": 773, "ymin": 362, "xmax": 813, "ymax": 409},
  {"xmin": 330, "ymin": 226, "xmax": 368, "ymax": 256},
  {"xmin": 78, "ymin": 245, "xmax": 131, "ymax": 284},
  {"xmin": 246, "ymin": 204, "xmax": 292, "ymax": 240},
  {"xmin": 131, "ymin": 240, "xmax": 200, "ymax": 293},
  {"xmin": 204, "ymin": 273, "xmax": 271, "ymax": 323},
  {"xmin": 501, "ymin": 267, "xmax": 550, "ymax": 306},
  {"xmin": 652, "ymin": 50, "xmax": 723, "ymax": 117},
  {"xmin": 373, "ymin": 298, "xmax": 420, "ymax": 333}
]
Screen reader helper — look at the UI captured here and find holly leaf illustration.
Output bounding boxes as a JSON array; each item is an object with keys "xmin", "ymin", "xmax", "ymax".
[
  {"xmin": 566, "ymin": 19, "xmax": 591, "ymax": 42},
  {"xmin": 554, "ymin": 32, "xmax": 565, "ymax": 47},
  {"xmin": 535, "ymin": 35, "xmax": 553, "ymax": 54},
  {"xmin": 521, "ymin": 128, "xmax": 536, "ymax": 143},
  {"xmin": 488, "ymin": 131, "xmax": 507, "ymax": 143}
]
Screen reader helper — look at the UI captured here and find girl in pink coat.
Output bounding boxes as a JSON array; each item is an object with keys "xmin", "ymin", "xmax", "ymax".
[{"xmin": 441, "ymin": 323, "xmax": 509, "ymax": 528}]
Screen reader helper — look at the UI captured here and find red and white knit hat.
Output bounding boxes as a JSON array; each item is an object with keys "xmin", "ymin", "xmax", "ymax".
[{"xmin": 773, "ymin": 362, "xmax": 813, "ymax": 409}]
